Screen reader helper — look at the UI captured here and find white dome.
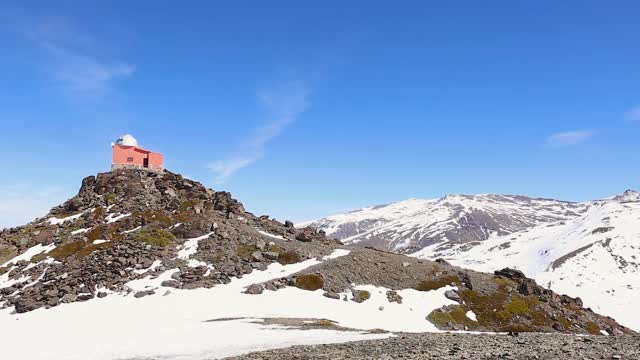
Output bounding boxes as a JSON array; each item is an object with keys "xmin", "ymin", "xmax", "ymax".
[{"xmin": 115, "ymin": 134, "xmax": 138, "ymax": 147}]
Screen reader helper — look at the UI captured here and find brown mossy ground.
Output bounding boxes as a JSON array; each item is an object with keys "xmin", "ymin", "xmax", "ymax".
[
  {"xmin": 104, "ymin": 193, "xmax": 118, "ymax": 205},
  {"xmin": 415, "ymin": 274, "xmax": 461, "ymax": 292},
  {"xmin": 428, "ymin": 305, "xmax": 478, "ymax": 329},
  {"xmin": 295, "ymin": 274, "xmax": 324, "ymax": 291},
  {"xmin": 586, "ymin": 321, "xmax": 601, "ymax": 335},
  {"xmin": 236, "ymin": 244, "xmax": 258, "ymax": 258},
  {"xmin": 48, "ymin": 240, "xmax": 114, "ymax": 260},
  {"xmin": 86, "ymin": 225, "xmax": 124, "ymax": 242},
  {"xmin": 134, "ymin": 228, "xmax": 176, "ymax": 247},
  {"xmin": 428, "ymin": 277, "xmax": 555, "ymax": 332},
  {"xmin": 277, "ymin": 251, "xmax": 302, "ymax": 265},
  {"xmin": 357, "ymin": 290, "xmax": 371, "ymax": 302}
]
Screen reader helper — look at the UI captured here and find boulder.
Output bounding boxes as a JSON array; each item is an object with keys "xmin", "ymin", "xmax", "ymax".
[
  {"xmin": 161, "ymin": 280, "xmax": 181, "ymax": 288},
  {"xmin": 444, "ymin": 290, "xmax": 462, "ymax": 303},
  {"xmin": 323, "ymin": 291, "xmax": 341, "ymax": 300},
  {"xmin": 494, "ymin": 268, "xmax": 526, "ymax": 280},
  {"xmin": 245, "ymin": 284, "xmax": 264, "ymax": 295},
  {"xmin": 134, "ymin": 290, "xmax": 155, "ymax": 298}
]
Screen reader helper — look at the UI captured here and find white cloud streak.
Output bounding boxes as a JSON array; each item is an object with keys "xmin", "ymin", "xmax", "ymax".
[
  {"xmin": 209, "ymin": 83, "xmax": 309, "ymax": 183},
  {"xmin": 545, "ymin": 130, "xmax": 595, "ymax": 147},
  {"xmin": 0, "ymin": 185, "xmax": 67, "ymax": 230},
  {"xmin": 43, "ymin": 43, "xmax": 134, "ymax": 100},
  {"xmin": 624, "ymin": 106, "xmax": 640, "ymax": 122},
  {"xmin": 22, "ymin": 16, "xmax": 134, "ymax": 101}
]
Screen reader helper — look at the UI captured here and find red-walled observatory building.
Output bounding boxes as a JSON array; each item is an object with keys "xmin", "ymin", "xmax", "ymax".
[{"xmin": 111, "ymin": 134, "xmax": 163, "ymax": 172}]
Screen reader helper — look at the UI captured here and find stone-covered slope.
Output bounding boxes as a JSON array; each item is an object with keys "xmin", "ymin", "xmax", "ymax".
[{"xmin": 0, "ymin": 170, "xmax": 633, "ymax": 336}]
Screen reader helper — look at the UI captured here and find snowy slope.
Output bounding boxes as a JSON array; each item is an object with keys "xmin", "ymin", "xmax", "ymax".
[
  {"xmin": 0, "ymin": 249, "xmax": 457, "ymax": 360},
  {"xmin": 307, "ymin": 190, "xmax": 640, "ymax": 330}
]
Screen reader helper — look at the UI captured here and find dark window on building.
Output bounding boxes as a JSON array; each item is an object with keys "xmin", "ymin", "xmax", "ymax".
[{"xmin": 127, "ymin": 157, "xmax": 134, "ymax": 162}]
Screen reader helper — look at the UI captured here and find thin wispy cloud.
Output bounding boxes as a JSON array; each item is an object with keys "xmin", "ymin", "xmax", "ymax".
[
  {"xmin": 545, "ymin": 130, "xmax": 595, "ymax": 147},
  {"xmin": 21, "ymin": 16, "xmax": 134, "ymax": 101},
  {"xmin": 209, "ymin": 83, "xmax": 309, "ymax": 184},
  {"xmin": 623, "ymin": 106, "xmax": 640, "ymax": 122},
  {"xmin": 0, "ymin": 185, "xmax": 67, "ymax": 229}
]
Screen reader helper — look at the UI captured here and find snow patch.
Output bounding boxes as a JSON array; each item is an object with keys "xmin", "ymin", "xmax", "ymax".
[
  {"xmin": 257, "ymin": 230, "xmax": 285, "ymax": 240},
  {"xmin": 47, "ymin": 213, "xmax": 83, "ymax": 225},
  {"xmin": 466, "ymin": 310, "xmax": 477, "ymax": 322},
  {"xmin": 105, "ymin": 213, "xmax": 131, "ymax": 224}
]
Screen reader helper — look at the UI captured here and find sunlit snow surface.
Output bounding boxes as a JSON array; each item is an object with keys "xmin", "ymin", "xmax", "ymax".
[{"xmin": 0, "ymin": 249, "xmax": 457, "ymax": 360}]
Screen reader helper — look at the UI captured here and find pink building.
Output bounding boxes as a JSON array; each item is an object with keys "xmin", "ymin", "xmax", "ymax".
[{"xmin": 111, "ymin": 135, "xmax": 163, "ymax": 172}]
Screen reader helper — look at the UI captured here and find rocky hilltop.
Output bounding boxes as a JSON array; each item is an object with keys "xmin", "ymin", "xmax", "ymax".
[{"xmin": 0, "ymin": 170, "xmax": 634, "ymax": 338}]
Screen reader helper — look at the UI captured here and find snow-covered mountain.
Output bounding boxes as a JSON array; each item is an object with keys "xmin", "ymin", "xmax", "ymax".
[{"xmin": 305, "ymin": 190, "xmax": 640, "ymax": 330}]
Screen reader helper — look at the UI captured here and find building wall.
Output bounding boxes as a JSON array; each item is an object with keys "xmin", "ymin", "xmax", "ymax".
[
  {"xmin": 112, "ymin": 146, "xmax": 147, "ymax": 167},
  {"xmin": 112, "ymin": 145, "xmax": 164, "ymax": 170},
  {"xmin": 148, "ymin": 152, "xmax": 164, "ymax": 170}
]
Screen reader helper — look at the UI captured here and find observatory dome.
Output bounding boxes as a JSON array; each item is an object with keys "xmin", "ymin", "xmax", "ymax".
[{"xmin": 115, "ymin": 134, "xmax": 139, "ymax": 147}]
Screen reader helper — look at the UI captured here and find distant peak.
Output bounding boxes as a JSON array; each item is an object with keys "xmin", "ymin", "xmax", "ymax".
[{"xmin": 613, "ymin": 189, "xmax": 640, "ymax": 202}]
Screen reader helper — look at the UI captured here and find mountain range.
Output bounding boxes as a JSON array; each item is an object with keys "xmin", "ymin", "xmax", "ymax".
[{"xmin": 304, "ymin": 190, "xmax": 640, "ymax": 330}]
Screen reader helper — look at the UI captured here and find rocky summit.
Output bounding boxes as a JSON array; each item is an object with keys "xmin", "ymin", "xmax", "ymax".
[
  {"xmin": 0, "ymin": 169, "xmax": 337, "ymax": 313},
  {"xmin": 0, "ymin": 170, "xmax": 635, "ymax": 359}
]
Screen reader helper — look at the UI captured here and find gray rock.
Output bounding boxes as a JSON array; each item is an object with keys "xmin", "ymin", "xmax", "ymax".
[
  {"xmin": 245, "ymin": 284, "xmax": 264, "ymax": 295},
  {"xmin": 134, "ymin": 290, "xmax": 155, "ymax": 298},
  {"xmin": 444, "ymin": 290, "xmax": 462, "ymax": 303},
  {"xmin": 60, "ymin": 294, "xmax": 77, "ymax": 303},
  {"xmin": 161, "ymin": 280, "xmax": 181, "ymax": 288},
  {"xmin": 251, "ymin": 252, "xmax": 263, "ymax": 262},
  {"xmin": 323, "ymin": 291, "xmax": 341, "ymax": 300}
]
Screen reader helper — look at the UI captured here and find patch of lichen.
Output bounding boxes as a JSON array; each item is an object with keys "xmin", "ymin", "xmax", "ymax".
[
  {"xmin": 236, "ymin": 244, "xmax": 258, "ymax": 258},
  {"xmin": 93, "ymin": 206, "xmax": 105, "ymax": 220},
  {"xmin": 415, "ymin": 274, "xmax": 461, "ymax": 292},
  {"xmin": 557, "ymin": 316, "xmax": 571, "ymax": 330},
  {"xmin": 133, "ymin": 210, "xmax": 175, "ymax": 227},
  {"xmin": 313, "ymin": 319, "xmax": 337, "ymax": 327},
  {"xmin": 295, "ymin": 274, "xmax": 324, "ymax": 291},
  {"xmin": 264, "ymin": 245, "xmax": 302, "ymax": 265},
  {"xmin": 86, "ymin": 226, "xmax": 105, "ymax": 242},
  {"xmin": 134, "ymin": 228, "xmax": 176, "ymax": 247},
  {"xmin": 585, "ymin": 321, "xmax": 601, "ymax": 335},
  {"xmin": 496, "ymin": 297, "xmax": 530, "ymax": 321},
  {"xmin": 428, "ymin": 305, "xmax": 478, "ymax": 329},
  {"xmin": 457, "ymin": 283, "xmax": 551, "ymax": 332},
  {"xmin": 357, "ymin": 290, "xmax": 371, "ymax": 302},
  {"xmin": 104, "ymin": 193, "xmax": 118, "ymax": 205},
  {"xmin": 30, "ymin": 252, "xmax": 48, "ymax": 263},
  {"xmin": 49, "ymin": 241, "xmax": 85, "ymax": 260},
  {"xmin": 179, "ymin": 200, "xmax": 199, "ymax": 211},
  {"xmin": 0, "ymin": 266, "xmax": 9, "ymax": 275},
  {"xmin": 0, "ymin": 246, "xmax": 17, "ymax": 259},
  {"xmin": 85, "ymin": 225, "xmax": 124, "ymax": 242},
  {"xmin": 277, "ymin": 251, "xmax": 302, "ymax": 265}
]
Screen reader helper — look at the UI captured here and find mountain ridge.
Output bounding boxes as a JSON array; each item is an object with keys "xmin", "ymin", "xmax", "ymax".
[{"xmin": 304, "ymin": 189, "xmax": 640, "ymax": 330}]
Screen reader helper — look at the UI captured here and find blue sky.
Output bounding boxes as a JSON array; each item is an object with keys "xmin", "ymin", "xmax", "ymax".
[{"xmin": 1, "ymin": 1, "xmax": 639, "ymax": 228}]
